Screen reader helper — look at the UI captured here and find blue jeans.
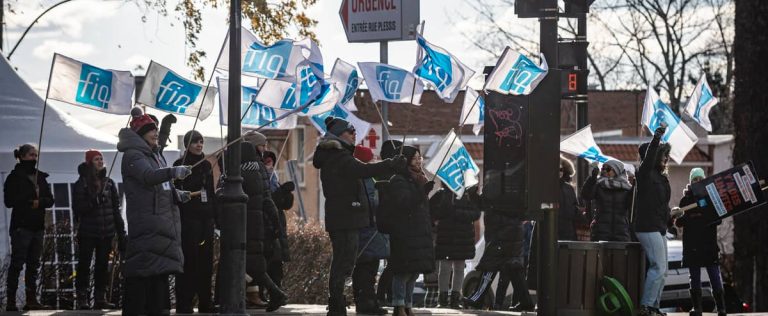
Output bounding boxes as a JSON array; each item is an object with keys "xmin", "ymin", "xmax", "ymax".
[
  {"xmin": 637, "ymin": 232, "xmax": 668, "ymax": 308},
  {"xmin": 690, "ymin": 265, "xmax": 724, "ymax": 290},
  {"xmin": 392, "ymin": 273, "xmax": 418, "ymax": 307}
]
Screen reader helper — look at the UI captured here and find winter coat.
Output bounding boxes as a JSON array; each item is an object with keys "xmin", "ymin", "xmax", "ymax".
[
  {"xmin": 559, "ymin": 181, "xmax": 580, "ymax": 241},
  {"xmin": 72, "ymin": 163, "xmax": 125, "ymax": 238},
  {"xmin": 633, "ymin": 135, "xmax": 672, "ymax": 234},
  {"xmin": 117, "ymin": 128, "xmax": 183, "ymax": 277},
  {"xmin": 675, "ymin": 187, "xmax": 721, "ymax": 268},
  {"xmin": 312, "ymin": 136, "xmax": 393, "ymax": 232},
  {"xmin": 3, "ymin": 162, "xmax": 54, "ymax": 231},
  {"xmin": 432, "ymin": 189, "xmax": 481, "ymax": 260},
  {"xmin": 582, "ymin": 175, "xmax": 632, "ymax": 241},
  {"xmin": 358, "ymin": 178, "xmax": 390, "ymax": 262},
  {"xmin": 269, "ymin": 180, "xmax": 294, "ymax": 262},
  {"xmin": 173, "ymin": 153, "xmax": 217, "ymax": 222},
  {"xmin": 386, "ymin": 173, "xmax": 435, "ymax": 274},
  {"xmin": 477, "ymin": 210, "xmax": 524, "ymax": 271}
]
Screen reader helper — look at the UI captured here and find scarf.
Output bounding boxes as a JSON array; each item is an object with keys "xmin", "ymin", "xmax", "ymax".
[
  {"xmin": 409, "ymin": 165, "xmax": 428, "ymax": 186},
  {"xmin": 597, "ymin": 174, "xmax": 632, "ymax": 190}
]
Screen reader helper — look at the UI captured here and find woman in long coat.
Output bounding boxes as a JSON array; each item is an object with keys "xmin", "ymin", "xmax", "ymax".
[{"xmin": 582, "ymin": 159, "xmax": 632, "ymax": 242}]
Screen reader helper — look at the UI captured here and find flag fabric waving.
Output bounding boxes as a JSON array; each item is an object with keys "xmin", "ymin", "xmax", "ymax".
[
  {"xmin": 459, "ymin": 88, "xmax": 485, "ymax": 135},
  {"xmin": 560, "ymin": 125, "xmax": 616, "ymax": 164},
  {"xmin": 484, "ymin": 47, "xmax": 548, "ymax": 95},
  {"xmin": 329, "ymin": 58, "xmax": 360, "ymax": 111},
  {"xmin": 413, "ymin": 35, "xmax": 475, "ymax": 103},
  {"xmin": 137, "ymin": 61, "xmax": 216, "ymax": 120},
  {"xmin": 684, "ymin": 74, "xmax": 719, "ymax": 132},
  {"xmin": 217, "ymin": 78, "xmax": 297, "ymax": 130},
  {"xmin": 424, "ymin": 129, "xmax": 480, "ymax": 198},
  {"xmin": 48, "ymin": 54, "xmax": 134, "ymax": 114},
  {"xmin": 358, "ymin": 62, "xmax": 424, "ymax": 105},
  {"xmin": 309, "ymin": 104, "xmax": 371, "ymax": 145},
  {"xmin": 642, "ymin": 87, "xmax": 699, "ymax": 164}
]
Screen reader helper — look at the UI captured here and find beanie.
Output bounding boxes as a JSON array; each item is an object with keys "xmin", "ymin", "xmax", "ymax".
[
  {"xmin": 380, "ymin": 140, "xmax": 403, "ymax": 160},
  {"xmin": 263, "ymin": 151, "xmax": 277, "ymax": 165},
  {"xmin": 689, "ymin": 167, "xmax": 706, "ymax": 182},
  {"xmin": 325, "ymin": 116, "xmax": 354, "ymax": 137},
  {"xmin": 401, "ymin": 145, "xmax": 420, "ymax": 163},
  {"xmin": 244, "ymin": 132, "xmax": 267, "ymax": 147},
  {"xmin": 183, "ymin": 130, "xmax": 204, "ymax": 147},
  {"xmin": 354, "ymin": 145, "xmax": 374, "ymax": 163},
  {"xmin": 85, "ymin": 149, "xmax": 103, "ymax": 164},
  {"xmin": 130, "ymin": 114, "xmax": 158, "ymax": 137}
]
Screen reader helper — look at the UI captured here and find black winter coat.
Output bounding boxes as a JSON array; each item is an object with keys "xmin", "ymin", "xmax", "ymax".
[
  {"xmin": 477, "ymin": 210, "xmax": 524, "ymax": 271},
  {"xmin": 633, "ymin": 134, "xmax": 672, "ymax": 234},
  {"xmin": 432, "ymin": 189, "xmax": 480, "ymax": 260},
  {"xmin": 675, "ymin": 187, "xmax": 721, "ymax": 268},
  {"xmin": 3, "ymin": 162, "xmax": 54, "ymax": 231},
  {"xmin": 582, "ymin": 175, "xmax": 632, "ymax": 242},
  {"xmin": 387, "ymin": 173, "xmax": 435, "ymax": 274},
  {"xmin": 72, "ymin": 163, "xmax": 125, "ymax": 238},
  {"xmin": 559, "ymin": 181, "xmax": 580, "ymax": 241},
  {"xmin": 312, "ymin": 137, "xmax": 393, "ymax": 231},
  {"xmin": 173, "ymin": 153, "xmax": 217, "ymax": 222}
]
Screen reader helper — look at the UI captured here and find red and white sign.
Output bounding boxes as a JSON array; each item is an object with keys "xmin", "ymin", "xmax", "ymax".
[{"xmin": 339, "ymin": 0, "xmax": 420, "ymax": 43}]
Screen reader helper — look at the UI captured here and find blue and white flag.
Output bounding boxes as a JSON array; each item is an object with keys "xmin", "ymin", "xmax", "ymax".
[
  {"xmin": 684, "ymin": 74, "xmax": 719, "ymax": 132},
  {"xmin": 459, "ymin": 88, "xmax": 485, "ymax": 135},
  {"xmin": 47, "ymin": 54, "xmax": 134, "ymax": 114},
  {"xmin": 425, "ymin": 129, "xmax": 480, "ymax": 198},
  {"xmin": 216, "ymin": 78, "xmax": 296, "ymax": 130},
  {"xmin": 137, "ymin": 61, "xmax": 216, "ymax": 120},
  {"xmin": 413, "ymin": 36, "xmax": 475, "ymax": 103},
  {"xmin": 484, "ymin": 47, "xmax": 548, "ymax": 95},
  {"xmin": 560, "ymin": 125, "xmax": 616, "ymax": 164},
  {"xmin": 642, "ymin": 87, "xmax": 699, "ymax": 164},
  {"xmin": 216, "ymin": 26, "xmax": 323, "ymax": 81},
  {"xmin": 329, "ymin": 58, "xmax": 360, "ymax": 111},
  {"xmin": 358, "ymin": 62, "xmax": 424, "ymax": 105},
  {"xmin": 309, "ymin": 104, "xmax": 371, "ymax": 145}
]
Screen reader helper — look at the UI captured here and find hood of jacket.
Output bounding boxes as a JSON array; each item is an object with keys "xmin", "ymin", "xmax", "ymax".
[
  {"xmin": 313, "ymin": 136, "xmax": 353, "ymax": 169},
  {"xmin": 12, "ymin": 162, "xmax": 48, "ymax": 178},
  {"xmin": 117, "ymin": 127, "xmax": 154, "ymax": 156},
  {"xmin": 77, "ymin": 162, "xmax": 107, "ymax": 178}
]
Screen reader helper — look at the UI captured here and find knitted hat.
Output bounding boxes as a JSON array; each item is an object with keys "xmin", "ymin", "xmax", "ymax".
[
  {"xmin": 183, "ymin": 130, "xmax": 204, "ymax": 147},
  {"xmin": 85, "ymin": 149, "xmax": 103, "ymax": 164},
  {"xmin": 130, "ymin": 114, "xmax": 158, "ymax": 137},
  {"xmin": 244, "ymin": 132, "xmax": 267, "ymax": 147},
  {"xmin": 689, "ymin": 167, "xmax": 706, "ymax": 182},
  {"xmin": 354, "ymin": 145, "xmax": 374, "ymax": 163},
  {"xmin": 325, "ymin": 116, "xmax": 354, "ymax": 137}
]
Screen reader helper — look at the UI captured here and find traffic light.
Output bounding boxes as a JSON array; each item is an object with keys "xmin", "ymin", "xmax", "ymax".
[
  {"xmin": 515, "ymin": 0, "xmax": 540, "ymax": 18},
  {"xmin": 563, "ymin": 0, "xmax": 596, "ymax": 16}
]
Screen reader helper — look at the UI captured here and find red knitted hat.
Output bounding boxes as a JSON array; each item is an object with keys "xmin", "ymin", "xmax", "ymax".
[
  {"xmin": 130, "ymin": 114, "xmax": 158, "ymax": 136},
  {"xmin": 354, "ymin": 145, "xmax": 374, "ymax": 163},
  {"xmin": 85, "ymin": 149, "xmax": 103, "ymax": 164}
]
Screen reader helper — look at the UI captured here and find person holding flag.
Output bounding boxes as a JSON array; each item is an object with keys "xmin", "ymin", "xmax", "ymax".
[{"xmin": 581, "ymin": 159, "xmax": 632, "ymax": 242}]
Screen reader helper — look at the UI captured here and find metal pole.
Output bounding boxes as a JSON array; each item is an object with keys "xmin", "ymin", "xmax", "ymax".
[
  {"xmin": 218, "ymin": 0, "xmax": 248, "ymax": 313},
  {"xmin": 576, "ymin": 14, "xmax": 589, "ymax": 188},
  {"xmin": 537, "ymin": 0, "xmax": 559, "ymax": 314},
  {"xmin": 1, "ymin": 0, "xmax": 4, "ymax": 52},
  {"xmin": 380, "ymin": 40, "xmax": 389, "ymax": 142}
]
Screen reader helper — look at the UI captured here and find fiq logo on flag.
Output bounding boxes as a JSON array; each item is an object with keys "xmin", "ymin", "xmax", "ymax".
[
  {"xmin": 437, "ymin": 147, "xmax": 477, "ymax": 194},
  {"xmin": 241, "ymin": 86, "xmax": 279, "ymax": 128},
  {"xmin": 579, "ymin": 147, "xmax": 610, "ymax": 163},
  {"xmin": 243, "ymin": 40, "xmax": 293, "ymax": 79},
  {"xmin": 156, "ymin": 71, "xmax": 202, "ymax": 114},
  {"xmin": 76, "ymin": 63, "xmax": 113, "ymax": 108},
  {"xmin": 500, "ymin": 55, "xmax": 544, "ymax": 94},
  {"xmin": 484, "ymin": 47, "xmax": 548, "ymax": 95},
  {"xmin": 376, "ymin": 65, "xmax": 406, "ymax": 100},
  {"xmin": 415, "ymin": 37, "xmax": 453, "ymax": 93}
]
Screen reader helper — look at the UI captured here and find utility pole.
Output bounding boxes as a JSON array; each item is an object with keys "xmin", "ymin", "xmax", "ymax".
[
  {"xmin": 575, "ymin": 13, "xmax": 590, "ymax": 187},
  {"xmin": 218, "ymin": 0, "xmax": 248, "ymax": 314},
  {"xmin": 380, "ymin": 40, "xmax": 389, "ymax": 141}
]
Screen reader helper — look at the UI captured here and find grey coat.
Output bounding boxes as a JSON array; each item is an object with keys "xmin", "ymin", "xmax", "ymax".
[{"xmin": 117, "ymin": 128, "xmax": 183, "ymax": 277}]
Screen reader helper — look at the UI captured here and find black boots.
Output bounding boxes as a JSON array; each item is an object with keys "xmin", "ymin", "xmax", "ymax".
[
  {"xmin": 76, "ymin": 289, "xmax": 90, "ymax": 310},
  {"xmin": 266, "ymin": 287, "xmax": 288, "ymax": 312},
  {"xmin": 437, "ymin": 292, "xmax": 449, "ymax": 308},
  {"xmin": 93, "ymin": 290, "xmax": 116, "ymax": 310},
  {"xmin": 449, "ymin": 291, "xmax": 462, "ymax": 309},
  {"xmin": 689, "ymin": 288, "xmax": 702, "ymax": 316},
  {"xmin": 327, "ymin": 296, "xmax": 348, "ymax": 316},
  {"xmin": 6, "ymin": 294, "xmax": 18, "ymax": 312},
  {"xmin": 713, "ymin": 288, "xmax": 727, "ymax": 316},
  {"xmin": 356, "ymin": 299, "xmax": 387, "ymax": 315}
]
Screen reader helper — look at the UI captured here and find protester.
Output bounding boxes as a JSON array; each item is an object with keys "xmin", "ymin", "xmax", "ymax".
[
  {"xmin": 673, "ymin": 168, "xmax": 727, "ymax": 316},
  {"xmin": 559, "ymin": 156, "xmax": 581, "ymax": 241},
  {"xmin": 262, "ymin": 150, "xmax": 295, "ymax": 290},
  {"xmin": 375, "ymin": 140, "xmax": 404, "ymax": 307},
  {"xmin": 633, "ymin": 126, "xmax": 672, "ymax": 316},
  {"xmin": 351, "ymin": 145, "xmax": 389, "ymax": 315},
  {"xmin": 240, "ymin": 141, "xmax": 288, "ymax": 312},
  {"xmin": 582, "ymin": 159, "xmax": 632, "ymax": 242},
  {"xmin": 385, "ymin": 146, "xmax": 435, "ymax": 316},
  {"xmin": 173, "ymin": 130, "xmax": 217, "ymax": 313},
  {"xmin": 118, "ymin": 110, "xmax": 192, "ymax": 316},
  {"xmin": 431, "ymin": 185, "xmax": 481, "ymax": 308},
  {"xmin": 4, "ymin": 144, "xmax": 53, "ymax": 311},
  {"xmin": 72, "ymin": 150, "xmax": 126, "ymax": 310},
  {"xmin": 312, "ymin": 117, "xmax": 402, "ymax": 316}
]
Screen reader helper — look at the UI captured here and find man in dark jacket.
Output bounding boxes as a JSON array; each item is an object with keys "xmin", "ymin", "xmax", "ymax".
[
  {"xmin": 633, "ymin": 126, "xmax": 672, "ymax": 316},
  {"xmin": 559, "ymin": 156, "xmax": 580, "ymax": 241},
  {"xmin": 312, "ymin": 117, "xmax": 402, "ymax": 316}
]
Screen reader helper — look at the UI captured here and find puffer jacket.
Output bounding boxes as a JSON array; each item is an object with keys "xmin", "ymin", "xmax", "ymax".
[
  {"xmin": 432, "ymin": 189, "xmax": 481, "ymax": 260},
  {"xmin": 3, "ymin": 162, "xmax": 54, "ymax": 231},
  {"xmin": 477, "ymin": 209, "xmax": 524, "ymax": 271},
  {"xmin": 72, "ymin": 163, "xmax": 125, "ymax": 238},
  {"xmin": 675, "ymin": 186, "xmax": 721, "ymax": 268},
  {"xmin": 387, "ymin": 172, "xmax": 435, "ymax": 274},
  {"xmin": 117, "ymin": 128, "xmax": 183, "ymax": 277},
  {"xmin": 582, "ymin": 175, "xmax": 632, "ymax": 242},
  {"xmin": 633, "ymin": 133, "xmax": 672, "ymax": 234},
  {"xmin": 312, "ymin": 136, "xmax": 394, "ymax": 231}
]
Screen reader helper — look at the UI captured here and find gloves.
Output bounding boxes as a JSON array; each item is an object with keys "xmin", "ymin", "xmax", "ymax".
[
  {"xmin": 172, "ymin": 166, "xmax": 192, "ymax": 180},
  {"xmin": 589, "ymin": 161, "xmax": 599, "ymax": 178},
  {"xmin": 654, "ymin": 125, "xmax": 667, "ymax": 139},
  {"xmin": 177, "ymin": 190, "xmax": 192, "ymax": 203},
  {"xmin": 280, "ymin": 181, "xmax": 296, "ymax": 192},
  {"xmin": 158, "ymin": 114, "xmax": 177, "ymax": 149},
  {"xmin": 670, "ymin": 207, "xmax": 684, "ymax": 217}
]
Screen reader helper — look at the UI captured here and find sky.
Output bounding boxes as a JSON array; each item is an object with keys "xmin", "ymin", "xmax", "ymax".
[{"xmin": 2, "ymin": 0, "xmax": 519, "ymax": 138}]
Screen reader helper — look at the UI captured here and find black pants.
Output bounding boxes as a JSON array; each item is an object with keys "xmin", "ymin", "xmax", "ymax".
[
  {"xmin": 328, "ymin": 229, "xmax": 359, "ymax": 301},
  {"xmin": 175, "ymin": 218, "xmax": 214, "ymax": 311},
  {"xmin": 265, "ymin": 239, "xmax": 284, "ymax": 287},
  {"xmin": 377, "ymin": 263, "xmax": 393, "ymax": 303},
  {"xmin": 122, "ymin": 275, "xmax": 170, "ymax": 316},
  {"xmin": 76, "ymin": 236, "xmax": 113, "ymax": 297},
  {"xmin": 7, "ymin": 228, "xmax": 43, "ymax": 295},
  {"xmin": 352, "ymin": 259, "xmax": 379, "ymax": 303}
]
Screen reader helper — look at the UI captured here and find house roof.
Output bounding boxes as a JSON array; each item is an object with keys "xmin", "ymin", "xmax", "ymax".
[{"xmin": 597, "ymin": 143, "xmax": 710, "ymax": 163}]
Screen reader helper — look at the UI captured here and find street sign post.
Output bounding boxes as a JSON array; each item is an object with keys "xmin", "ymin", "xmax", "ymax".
[{"xmin": 339, "ymin": 0, "xmax": 420, "ymax": 43}]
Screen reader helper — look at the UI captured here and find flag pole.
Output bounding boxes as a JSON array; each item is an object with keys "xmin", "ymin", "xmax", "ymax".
[
  {"xmin": 400, "ymin": 20, "xmax": 426, "ymax": 155},
  {"xmin": 373, "ymin": 101, "xmax": 399, "ymax": 153},
  {"xmin": 34, "ymin": 53, "xmax": 57, "ymax": 192},
  {"xmin": 429, "ymin": 94, "xmax": 480, "ymax": 182},
  {"xmin": 239, "ymin": 79, "xmax": 269, "ymax": 122},
  {"xmin": 271, "ymin": 132, "xmax": 292, "ymax": 184}
]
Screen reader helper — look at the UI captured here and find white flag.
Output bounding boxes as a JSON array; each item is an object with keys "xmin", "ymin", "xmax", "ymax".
[
  {"xmin": 329, "ymin": 58, "xmax": 360, "ymax": 111},
  {"xmin": 137, "ymin": 61, "xmax": 215, "ymax": 120},
  {"xmin": 484, "ymin": 47, "xmax": 548, "ymax": 95},
  {"xmin": 560, "ymin": 125, "xmax": 617, "ymax": 164},
  {"xmin": 217, "ymin": 78, "xmax": 296, "ymax": 130},
  {"xmin": 459, "ymin": 88, "xmax": 485, "ymax": 135},
  {"xmin": 642, "ymin": 87, "xmax": 699, "ymax": 164},
  {"xmin": 48, "ymin": 54, "xmax": 134, "ymax": 114},
  {"xmin": 215, "ymin": 27, "xmax": 323, "ymax": 81},
  {"xmin": 424, "ymin": 129, "xmax": 480, "ymax": 198},
  {"xmin": 413, "ymin": 35, "xmax": 475, "ymax": 103},
  {"xmin": 309, "ymin": 104, "xmax": 371, "ymax": 145},
  {"xmin": 684, "ymin": 74, "xmax": 719, "ymax": 132},
  {"xmin": 358, "ymin": 62, "xmax": 424, "ymax": 105}
]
